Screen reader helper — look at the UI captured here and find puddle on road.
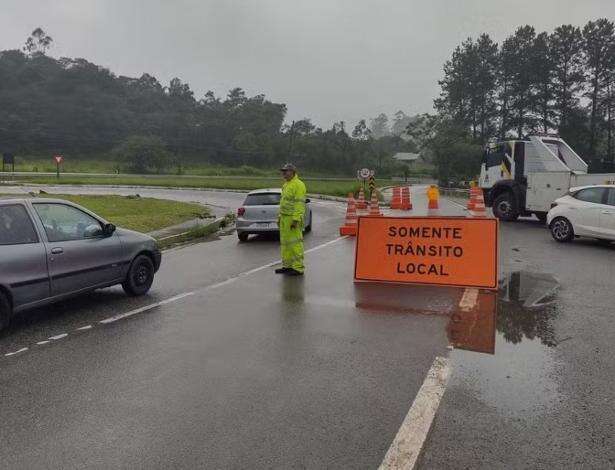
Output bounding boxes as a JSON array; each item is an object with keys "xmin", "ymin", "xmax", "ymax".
[
  {"xmin": 452, "ymin": 271, "xmax": 563, "ymax": 416},
  {"xmin": 354, "ymin": 271, "xmax": 564, "ymax": 416}
]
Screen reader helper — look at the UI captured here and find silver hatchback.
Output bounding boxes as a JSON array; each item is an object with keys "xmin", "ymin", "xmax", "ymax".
[
  {"xmin": 236, "ymin": 188, "xmax": 312, "ymax": 241},
  {"xmin": 0, "ymin": 198, "xmax": 161, "ymax": 330}
]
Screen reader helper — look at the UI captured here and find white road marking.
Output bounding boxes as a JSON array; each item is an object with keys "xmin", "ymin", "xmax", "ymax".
[
  {"xmin": 205, "ymin": 236, "xmax": 348, "ymax": 291},
  {"xmin": 99, "ymin": 292, "xmax": 195, "ymax": 324},
  {"xmin": 4, "ymin": 235, "xmax": 350, "ymax": 358},
  {"xmin": 458, "ymin": 288, "xmax": 479, "ymax": 312},
  {"xmin": 379, "ymin": 356, "xmax": 451, "ymax": 470},
  {"xmin": 49, "ymin": 333, "xmax": 68, "ymax": 340},
  {"xmin": 5, "ymin": 347, "xmax": 28, "ymax": 357}
]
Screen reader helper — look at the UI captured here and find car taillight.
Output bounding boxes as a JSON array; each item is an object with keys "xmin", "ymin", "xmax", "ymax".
[{"xmin": 237, "ymin": 207, "xmax": 245, "ymax": 217}]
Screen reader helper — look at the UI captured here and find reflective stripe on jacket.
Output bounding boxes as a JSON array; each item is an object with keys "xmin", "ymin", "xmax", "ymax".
[{"xmin": 279, "ymin": 174, "xmax": 306, "ymax": 221}]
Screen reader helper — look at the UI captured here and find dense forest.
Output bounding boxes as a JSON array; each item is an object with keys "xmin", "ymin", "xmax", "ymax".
[
  {"xmin": 0, "ymin": 29, "xmax": 415, "ymax": 176},
  {"xmin": 420, "ymin": 18, "xmax": 615, "ymax": 183}
]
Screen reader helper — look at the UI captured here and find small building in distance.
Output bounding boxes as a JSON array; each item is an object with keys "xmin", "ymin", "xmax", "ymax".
[{"xmin": 392, "ymin": 152, "xmax": 421, "ymax": 162}]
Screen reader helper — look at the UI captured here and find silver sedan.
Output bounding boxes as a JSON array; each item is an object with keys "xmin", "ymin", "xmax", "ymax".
[
  {"xmin": 0, "ymin": 198, "xmax": 161, "ymax": 330},
  {"xmin": 236, "ymin": 188, "xmax": 312, "ymax": 242}
]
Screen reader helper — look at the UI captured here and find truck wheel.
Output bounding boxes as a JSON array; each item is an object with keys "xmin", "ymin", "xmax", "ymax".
[
  {"xmin": 550, "ymin": 217, "xmax": 574, "ymax": 243},
  {"xmin": 122, "ymin": 254, "xmax": 155, "ymax": 296},
  {"xmin": 0, "ymin": 291, "xmax": 11, "ymax": 332},
  {"xmin": 493, "ymin": 193, "xmax": 520, "ymax": 221},
  {"xmin": 536, "ymin": 213, "xmax": 548, "ymax": 225},
  {"xmin": 237, "ymin": 232, "xmax": 249, "ymax": 242}
]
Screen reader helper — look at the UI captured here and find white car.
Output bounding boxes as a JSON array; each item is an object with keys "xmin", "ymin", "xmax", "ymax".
[{"xmin": 547, "ymin": 185, "xmax": 615, "ymax": 243}]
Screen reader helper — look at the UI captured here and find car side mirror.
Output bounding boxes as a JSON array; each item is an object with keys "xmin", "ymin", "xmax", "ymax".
[
  {"xmin": 84, "ymin": 224, "xmax": 104, "ymax": 238},
  {"xmin": 305, "ymin": 198, "xmax": 311, "ymax": 203},
  {"xmin": 103, "ymin": 223, "xmax": 116, "ymax": 237}
]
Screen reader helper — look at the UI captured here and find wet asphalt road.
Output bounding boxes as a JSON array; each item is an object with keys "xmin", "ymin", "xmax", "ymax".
[{"xmin": 0, "ymin": 186, "xmax": 614, "ymax": 468}]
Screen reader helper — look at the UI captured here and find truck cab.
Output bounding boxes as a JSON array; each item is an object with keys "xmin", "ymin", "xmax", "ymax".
[{"xmin": 479, "ymin": 135, "xmax": 615, "ymax": 223}]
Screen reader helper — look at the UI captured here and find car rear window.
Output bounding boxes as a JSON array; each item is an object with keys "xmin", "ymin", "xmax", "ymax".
[
  {"xmin": 574, "ymin": 187, "xmax": 606, "ymax": 204},
  {"xmin": 244, "ymin": 193, "xmax": 281, "ymax": 206},
  {"xmin": 0, "ymin": 204, "xmax": 39, "ymax": 245}
]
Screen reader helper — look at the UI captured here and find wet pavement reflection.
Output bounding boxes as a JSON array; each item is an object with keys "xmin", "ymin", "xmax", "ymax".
[{"xmin": 353, "ymin": 270, "xmax": 560, "ymax": 355}]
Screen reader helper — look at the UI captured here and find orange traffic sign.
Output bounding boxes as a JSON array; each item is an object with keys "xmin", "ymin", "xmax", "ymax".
[{"xmin": 354, "ymin": 216, "xmax": 499, "ymax": 289}]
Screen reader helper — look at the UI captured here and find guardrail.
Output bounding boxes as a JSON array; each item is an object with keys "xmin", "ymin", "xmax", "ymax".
[{"xmin": 440, "ymin": 187, "xmax": 470, "ymax": 200}]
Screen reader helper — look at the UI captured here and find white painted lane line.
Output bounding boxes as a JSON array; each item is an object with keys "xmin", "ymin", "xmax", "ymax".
[
  {"xmin": 5, "ymin": 347, "xmax": 28, "ymax": 357},
  {"xmin": 3, "ymin": 235, "xmax": 350, "ymax": 359},
  {"xmin": 99, "ymin": 292, "xmax": 195, "ymax": 324},
  {"xmin": 48, "ymin": 333, "xmax": 68, "ymax": 341},
  {"xmin": 205, "ymin": 236, "xmax": 348, "ymax": 291},
  {"xmin": 379, "ymin": 356, "xmax": 451, "ymax": 470},
  {"xmin": 458, "ymin": 288, "xmax": 479, "ymax": 312}
]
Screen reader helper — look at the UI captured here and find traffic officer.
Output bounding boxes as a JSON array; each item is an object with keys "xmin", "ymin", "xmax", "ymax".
[{"xmin": 275, "ymin": 163, "xmax": 306, "ymax": 276}]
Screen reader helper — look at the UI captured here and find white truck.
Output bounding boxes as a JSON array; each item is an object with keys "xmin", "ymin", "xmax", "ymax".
[{"xmin": 479, "ymin": 135, "xmax": 615, "ymax": 222}]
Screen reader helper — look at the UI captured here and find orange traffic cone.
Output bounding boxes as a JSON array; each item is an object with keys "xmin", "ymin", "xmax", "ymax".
[
  {"xmin": 368, "ymin": 190, "xmax": 382, "ymax": 216},
  {"xmin": 356, "ymin": 186, "xmax": 367, "ymax": 210},
  {"xmin": 390, "ymin": 186, "xmax": 401, "ymax": 209},
  {"xmin": 340, "ymin": 193, "xmax": 358, "ymax": 235},
  {"xmin": 467, "ymin": 187, "xmax": 478, "ymax": 211},
  {"xmin": 427, "ymin": 185, "xmax": 439, "ymax": 210},
  {"xmin": 400, "ymin": 186, "xmax": 412, "ymax": 211},
  {"xmin": 470, "ymin": 190, "xmax": 487, "ymax": 217}
]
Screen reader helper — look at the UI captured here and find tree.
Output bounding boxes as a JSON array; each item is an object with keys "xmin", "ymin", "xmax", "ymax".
[
  {"xmin": 352, "ymin": 119, "xmax": 371, "ymax": 140},
  {"xmin": 370, "ymin": 113, "xmax": 389, "ymax": 138},
  {"xmin": 550, "ymin": 25, "xmax": 585, "ymax": 133},
  {"xmin": 391, "ymin": 110, "xmax": 412, "ymax": 137},
  {"xmin": 583, "ymin": 19, "xmax": 615, "ymax": 163},
  {"xmin": 113, "ymin": 135, "xmax": 171, "ymax": 174},
  {"xmin": 23, "ymin": 28, "xmax": 53, "ymax": 56},
  {"xmin": 530, "ymin": 32, "xmax": 554, "ymax": 134}
]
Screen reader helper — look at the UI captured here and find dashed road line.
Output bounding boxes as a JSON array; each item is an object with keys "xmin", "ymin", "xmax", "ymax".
[
  {"xmin": 48, "ymin": 333, "xmax": 68, "ymax": 340},
  {"xmin": 5, "ymin": 347, "xmax": 28, "ymax": 357},
  {"xmin": 2, "ymin": 235, "xmax": 349, "ymax": 360},
  {"xmin": 99, "ymin": 292, "xmax": 195, "ymax": 324}
]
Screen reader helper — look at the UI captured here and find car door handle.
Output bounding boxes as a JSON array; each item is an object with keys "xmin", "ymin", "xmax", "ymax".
[{"xmin": 50, "ymin": 247, "xmax": 64, "ymax": 255}]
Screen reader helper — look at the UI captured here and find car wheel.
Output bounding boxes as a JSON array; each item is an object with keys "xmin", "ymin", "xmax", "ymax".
[
  {"xmin": 550, "ymin": 217, "xmax": 574, "ymax": 243},
  {"xmin": 122, "ymin": 254, "xmax": 155, "ymax": 296},
  {"xmin": 0, "ymin": 291, "xmax": 11, "ymax": 332},
  {"xmin": 237, "ymin": 232, "xmax": 249, "ymax": 242},
  {"xmin": 493, "ymin": 192, "xmax": 519, "ymax": 221}
]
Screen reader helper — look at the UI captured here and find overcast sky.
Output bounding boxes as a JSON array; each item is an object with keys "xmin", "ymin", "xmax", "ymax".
[{"xmin": 1, "ymin": 0, "xmax": 614, "ymax": 128}]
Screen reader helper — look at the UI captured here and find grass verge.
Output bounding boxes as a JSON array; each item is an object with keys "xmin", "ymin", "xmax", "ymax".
[{"xmin": 35, "ymin": 194, "xmax": 211, "ymax": 233}]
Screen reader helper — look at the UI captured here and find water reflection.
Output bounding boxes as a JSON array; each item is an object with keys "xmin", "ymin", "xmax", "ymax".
[
  {"xmin": 498, "ymin": 271, "xmax": 559, "ymax": 347},
  {"xmin": 354, "ymin": 270, "xmax": 560, "ymax": 355}
]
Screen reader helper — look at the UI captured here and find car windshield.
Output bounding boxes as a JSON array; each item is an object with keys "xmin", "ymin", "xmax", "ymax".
[{"xmin": 244, "ymin": 193, "xmax": 281, "ymax": 206}]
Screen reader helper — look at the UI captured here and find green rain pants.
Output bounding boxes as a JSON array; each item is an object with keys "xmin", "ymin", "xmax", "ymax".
[{"xmin": 279, "ymin": 215, "xmax": 304, "ymax": 273}]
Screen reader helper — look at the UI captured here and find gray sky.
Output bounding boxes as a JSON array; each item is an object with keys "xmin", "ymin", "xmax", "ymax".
[{"xmin": 1, "ymin": 0, "xmax": 614, "ymax": 128}]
